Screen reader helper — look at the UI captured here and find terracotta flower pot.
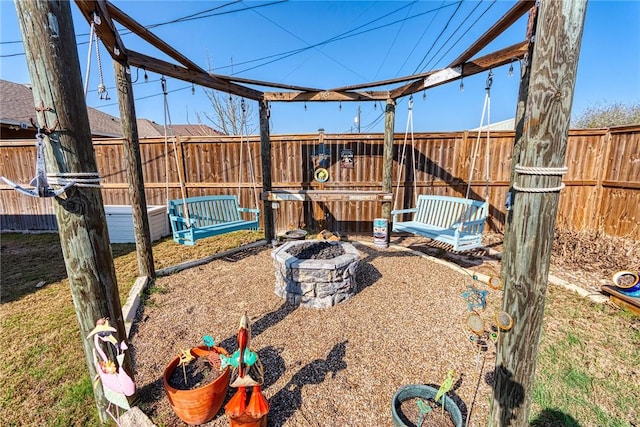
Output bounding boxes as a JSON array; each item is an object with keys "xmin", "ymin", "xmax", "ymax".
[{"xmin": 163, "ymin": 346, "xmax": 230, "ymax": 425}]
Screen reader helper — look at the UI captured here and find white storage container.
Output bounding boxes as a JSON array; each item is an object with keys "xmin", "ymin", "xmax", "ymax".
[{"xmin": 104, "ymin": 205, "xmax": 169, "ymax": 243}]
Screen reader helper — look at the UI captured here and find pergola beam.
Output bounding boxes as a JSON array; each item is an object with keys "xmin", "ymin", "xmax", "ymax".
[
  {"xmin": 263, "ymin": 90, "xmax": 389, "ymax": 102},
  {"xmin": 126, "ymin": 50, "xmax": 263, "ymax": 100},
  {"xmin": 391, "ymin": 41, "xmax": 528, "ymax": 99},
  {"xmin": 105, "ymin": 1, "xmax": 207, "ymax": 74},
  {"xmin": 75, "ymin": 0, "xmax": 534, "ymax": 104},
  {"xmin": 448, "ymin": 0, "xmax": 535, "ymax": 67}
]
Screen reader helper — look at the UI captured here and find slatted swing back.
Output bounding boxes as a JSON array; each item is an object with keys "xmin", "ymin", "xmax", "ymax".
[
  {"xmin": 391, "ymin": 72, "xmax": 494, "ymax": 252},
  {"xmin": 168, "ymin": 195, "xmax": 259, "ymax": 245}
]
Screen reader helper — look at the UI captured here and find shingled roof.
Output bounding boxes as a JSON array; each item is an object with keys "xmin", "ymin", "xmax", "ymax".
[
  {"xmin": 1, "ymin": 80, "xmax": 221, "ymax": 138},
  {"xmin": 0, "ymin": 79, "xmax": 122, "ymax": 137}
]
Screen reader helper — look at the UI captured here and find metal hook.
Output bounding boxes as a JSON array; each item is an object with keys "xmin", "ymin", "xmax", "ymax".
[
  {"xmin": 161, "ymin": 76, "xmax": 167, "ymax": 94},
  {"xmin": 486, "ymin": 70, "xmax": 494, "ymax": 91}
]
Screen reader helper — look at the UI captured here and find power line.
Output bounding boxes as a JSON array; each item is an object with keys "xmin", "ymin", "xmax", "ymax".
[
  {"xmin": 234, "ymin": 2, "xmax": 457, "ymax": 75},
  {"xmin": 0, "ymin": 0, "xmax": 286, "ymax": 57},
  {"xmin": 373, "ymin": 2, "xmax": 417, "ymax": 80},
  {"xmin": 396, "ymin": 1, "xmax": 446, "ymax": 76},
  {"xmin": 428, "ymin": 0, "xmax": 497, "ymax": 72},
  {"xmin": 412, "ymin": 0, "xmax": 463, "ymax": 75},
  {"xmin": 420, "ymin": 0, "xmax": 486, "ymax": 73}
]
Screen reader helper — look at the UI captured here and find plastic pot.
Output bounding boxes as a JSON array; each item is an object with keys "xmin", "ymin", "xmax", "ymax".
[{"xmin": 391, "ymin": 384, "xmax": 463, "ymax": 427}]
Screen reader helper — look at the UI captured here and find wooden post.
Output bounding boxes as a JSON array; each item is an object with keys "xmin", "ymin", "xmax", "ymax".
[
  {"xmin": 491, "ymin": 1, "xmax": 587, "ymax": 425},
  {"xmin": 14, "ymin": 1, "xmax": 133, "ymax": 423},
  {"xmin": 259, "ymin": 99, "xmax": 275, "ymax": 242},
  {"xmin": 113, "ymin": 59, "xmax": 155, "ymax": 279},
  {"xmin": 381, "ymin": 98, "xmax": 396, "ymax": 221}
]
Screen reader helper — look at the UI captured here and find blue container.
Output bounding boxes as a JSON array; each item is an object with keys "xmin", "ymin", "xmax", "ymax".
[
  {"xmin": 612, "ymin": 271, "xmax": 640, "ymax": 295},
  {"xmin": 373, "ymin": 218, "xmax": 388, "ymax": 248},
  {"xmin": 391, "ymin": 384, "xmax": 463, "ymax": 427}
]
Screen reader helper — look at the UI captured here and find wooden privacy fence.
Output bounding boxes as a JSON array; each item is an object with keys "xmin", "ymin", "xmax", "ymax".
[{"xmin": 1, "ymin": 126, "xmax": 638, "ymax": 239}]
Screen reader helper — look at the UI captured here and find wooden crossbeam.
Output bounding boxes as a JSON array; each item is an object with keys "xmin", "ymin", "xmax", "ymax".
[
  {"xmin": 125, "ymin": 51, "xmax": 263, "ymax": 100},
  {"xmin": 262, "ymin": 190, "xmax": 393, "ymax": 202},
  {"xmin": 448, "ymin": 0, "xmax": 535, "ymax": 67},
  {"xmin": 391, "ymin": 41, "xmax": 528, "ymax": 99}
]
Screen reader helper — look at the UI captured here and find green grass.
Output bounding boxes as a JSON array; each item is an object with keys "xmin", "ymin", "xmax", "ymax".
[
  {"xmin": 530, "ymin": 287, "xmax": 640, "ymax": 426},
  {"xmin": 0, "ymin": 230, "xmax": 263, "ymax": 426},
  {"xmin": 1, "ymin": 230, "xmax": 638, "ymax": 426}
]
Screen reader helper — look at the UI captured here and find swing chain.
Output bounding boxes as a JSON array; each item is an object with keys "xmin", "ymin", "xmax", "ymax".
[
  {"xmin": 408, "ymin": 95, "xmax": 413, "ymax": 110},
  {"xmin": 94, "ymin": 30, "xmax": 110, "ymax": 100}
]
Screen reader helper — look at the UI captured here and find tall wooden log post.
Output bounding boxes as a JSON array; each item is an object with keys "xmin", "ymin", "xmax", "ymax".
[
  {"xmin": 113, "ymin": 59, "xmax": 155, "ymax": 279},
  {"xmin": 259, "ymin": 99, "xmax": 275, "ymax": 242},
  {"xmin": 491, "ymin": 1, "xmax": 587, "ymax": 425},
  {"xmin": 14, "ymin": 1, "xmax": 134, "ymax": 423},
  {"xmin": 381, "ymin": 98, "xmax": 396, "ymax": 225}
]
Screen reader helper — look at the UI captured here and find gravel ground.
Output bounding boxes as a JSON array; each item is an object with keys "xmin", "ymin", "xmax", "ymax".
[{"xmin": 130, "ymin": 241, "xmax": 502, "ymax": 427}]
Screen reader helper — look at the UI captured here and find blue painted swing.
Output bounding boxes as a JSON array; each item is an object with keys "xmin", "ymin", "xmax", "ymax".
[
  {"xmin": 390, "ymin": 76, "xmax": 493, "ymax": 252},
  {"xmin": 168, "ymin": 195, "xmax": 259, "ymax": 245},
  {"xmin": 162, "ymin": 79, "xmax": 259, "ymax": 245}
]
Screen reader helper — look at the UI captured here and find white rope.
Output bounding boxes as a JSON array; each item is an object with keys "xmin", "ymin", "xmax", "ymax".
[
  {"xmin": 513, "ymin": 164, "xmax": 568, "ymax": 193},
  {"xmin": 466, "ymin": 71, "xmax": 493, "ymax": 201},
  {"xmin": 244, "ymin": 121, "xmax": 260, "ymax": 210},
  {"xmin": 514, "ymin": 165, "xmax": 568, "ymax": 175},
  {"xmin": 162, "ymin": 77, "xmax": 190, "ymax": 226},
  {"xmin": 512, "ymin": 182, "xmax": 565, "ymax": 192},
  {"xmin": 393, "ymin": 98, "xmax": 415, "ymax": 212},
  {"xmin": 47, "ymin": 172, "xmax": 102, "ymax": 188},
  {"xmin": 83, "ymin": 20, "xmax": 95, "ymax": 97}
]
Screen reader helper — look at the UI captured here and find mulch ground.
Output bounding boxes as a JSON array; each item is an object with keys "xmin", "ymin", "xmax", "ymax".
[{"xmin": 129, "ymin": 229, "xmax": 639, "ymax": 426}]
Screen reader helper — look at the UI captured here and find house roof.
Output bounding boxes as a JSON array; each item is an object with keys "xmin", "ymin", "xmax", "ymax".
[
  {"xmin": 1, "ymin": 79, "xmax": 221, "ymax": 138},
  {"xmin": 0, "ymin": 79, "xmax": 122, "ymax": 137}
]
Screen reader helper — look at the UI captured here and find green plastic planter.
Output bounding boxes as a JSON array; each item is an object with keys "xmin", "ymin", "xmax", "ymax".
[{"xmin": 391, "ymin": 384, "xmax": 463, "ymax": 427}]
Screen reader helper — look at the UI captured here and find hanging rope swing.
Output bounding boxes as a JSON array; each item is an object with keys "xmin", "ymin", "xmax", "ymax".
[
  {"xmin": 164, "ymin": 87, "xmax": 261, "ymax": 245},
  {"xmin": 390, "ymin": 72, "xmax": 494, "ymax": 252}
]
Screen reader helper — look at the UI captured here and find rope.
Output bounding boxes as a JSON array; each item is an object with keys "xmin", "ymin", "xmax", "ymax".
[
  {"xmin": 95, "ymin": 34, "xmax": 108, "ymax": 100},
  {"xmin": 512, "ymin": 164, "xmax": 568, "ymax": 193},
  {"xmin": 466, "ymin": 71, "xmax": 492, "ymax": 200},
  {"xmin": 514, "ymin": 165, "xmax": 568, "ymax": 175},
  {"xmin": 162, "ymin": 77, "xmax": 191, "ymax": 226},
  {"xmin": 83, "ymin": 19, "xmax": 96, "ymax": 97},
  {"xmin": 46, "ymin": 172, "xmax": 102, "ymax": 188},
  {"xmin": 393, "ymin": 97, "xmax": 416, "ymax": 212}
]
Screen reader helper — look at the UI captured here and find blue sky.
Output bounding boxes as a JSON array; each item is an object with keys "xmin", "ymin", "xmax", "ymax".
[{"xmin": 1, "ymin": 0, "xmax": 638, "ymax": 134}]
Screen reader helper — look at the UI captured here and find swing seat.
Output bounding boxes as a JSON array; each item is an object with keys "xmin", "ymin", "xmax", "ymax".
[
  {"xmin": 391, "ymin": 195, "xmax": 488, "ymax": 252},
  {"xmin": 168, "ymin": 195, "xmax": 260, "ymax": 245}
]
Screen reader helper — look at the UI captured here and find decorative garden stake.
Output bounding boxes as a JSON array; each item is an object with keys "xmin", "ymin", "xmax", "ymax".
[
  {"xmin": 224, "ymin": 313, "xmax": 269, "ymax": 427},
  {"xmin": 434, "ymin": 370, "xmax": 456, "ymax": 417},
  {"xmin": 87, "ymin": 318, "xmax": 135, "ymax": 426},
  {"xmin": 460, "ymin": 284, "xmax": 488, "ymax": 311}
]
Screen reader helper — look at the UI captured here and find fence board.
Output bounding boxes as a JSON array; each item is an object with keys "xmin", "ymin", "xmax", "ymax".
[{"xmin": 1, "ymin": 127, "xmax": 638, "ymax": 239}]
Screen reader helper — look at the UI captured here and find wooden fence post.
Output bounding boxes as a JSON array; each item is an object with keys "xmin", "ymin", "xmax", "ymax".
[
  {"xmin": 113, "ymin": 59, "xmax": 155, "ymax": 279},
  {"xmin": 14, "ymin": 1, "xmax": 134, "ymax": 422},
  {"xmin": 491, "ymin": 0, "xmax": 588, "ymax": 425},
  {"xmin": 381, "ymin": 98, "xmax": 396, "ymax": 221},
  {"xmin": 259, "ymin": 100, "xmax": 275, "ymax": 242}
]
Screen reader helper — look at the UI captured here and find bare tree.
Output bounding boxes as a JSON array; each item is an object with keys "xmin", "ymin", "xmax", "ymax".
[
  {"xmin": 571, "ymin": 101, "xmax": 640, "ymax": 128},
  {"xmin": 197, "ymin": 89, "xmax": 257, "ymax": 135}
]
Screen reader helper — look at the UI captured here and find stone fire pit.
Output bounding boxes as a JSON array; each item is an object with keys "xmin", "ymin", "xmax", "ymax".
[{"xmin": 272, "ymin": 240, "xmax": 361, "ymax": 308}]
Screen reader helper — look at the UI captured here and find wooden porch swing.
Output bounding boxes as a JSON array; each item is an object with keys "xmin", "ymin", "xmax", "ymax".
[
  {"xmin": 162, "ymin": 80, "xmax": 260, "ymax": 245},
  {"xmin": 391, "ymin": 73, "xmax": 494, "ymax": 252}
]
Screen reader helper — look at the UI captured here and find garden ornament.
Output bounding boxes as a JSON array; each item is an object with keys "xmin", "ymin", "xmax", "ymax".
[
  {"xmin": 224, "ymin": 312, "xmax": 270, "ymax": 420},
  {"xmin": 86, "ymin": 318, "xmax": 135, "ymax": 426}
]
